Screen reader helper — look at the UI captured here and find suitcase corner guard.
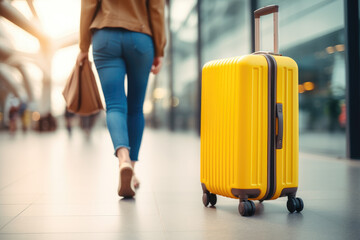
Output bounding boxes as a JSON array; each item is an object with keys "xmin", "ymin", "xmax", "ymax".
[
  {"xmin": 279, "ymin": 187, "xmax": 298, "ymax": 198},
  {"xmin": 231, "ymin": 188, "xmax": 261, "ymax": 200}
]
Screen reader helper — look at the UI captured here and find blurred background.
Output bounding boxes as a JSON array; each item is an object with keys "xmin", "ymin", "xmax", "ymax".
[{"xmin": 0, "ymin": 0, "xmax": 357, "ymax": 158}]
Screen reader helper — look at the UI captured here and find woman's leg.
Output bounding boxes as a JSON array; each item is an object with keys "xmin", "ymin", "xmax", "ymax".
[
  {"xmin": 93, "ymin": 29, "xmax": 135, "ymax": 197},
  {"xmin": 122, "ymin": 31, "xmax": 155, "ymax": 162},
  {"xmin": 92, "ymin": 29, "xmax": 131, "ymax": 164}
]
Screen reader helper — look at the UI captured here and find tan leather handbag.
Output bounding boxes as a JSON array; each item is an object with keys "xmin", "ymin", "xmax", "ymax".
[{"xmin": 62, "ymin": 59, "xmax": 103, "ymax": 116}]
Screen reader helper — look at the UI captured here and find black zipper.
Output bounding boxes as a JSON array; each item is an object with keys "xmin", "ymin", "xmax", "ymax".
[{"xmin": 263, "ymin": 54, "xmax": 277, "ymax": 201}]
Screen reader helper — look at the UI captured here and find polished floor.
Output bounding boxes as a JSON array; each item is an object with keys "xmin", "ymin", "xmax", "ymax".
[{"xmin": 0, "ymin": 127, "xmax": 359, "ymax": 240}]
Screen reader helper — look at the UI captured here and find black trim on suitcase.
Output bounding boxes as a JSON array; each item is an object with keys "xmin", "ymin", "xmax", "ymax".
[
  {"xmin": 262, "ymin": 54, "xmax": 277, "ymax": 201},
  {"xmin": 231, "ymin": 189, "xmax": 261, "ymax": 199},
  {"xmin": 280, "ymin": 187, "xmax": 298, "ymax": 198}
]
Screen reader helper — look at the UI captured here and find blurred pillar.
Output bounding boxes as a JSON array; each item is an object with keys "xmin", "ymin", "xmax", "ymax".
[
  {"xmin": 250, "ymin": 0, "xmax": 258, "ymax": 52},
  {"xmin": 344, "ymin": 0, "xmax": 360, "ymax": 159},
  {"xmin": 0, "ymin": 30, "xmax": 34, "ymax": 103},
  {"xmin": 150, "ymin": 74, "xmax": 159, "ymax": 128},
  {"xmin": 0, "ymin": 64, "xmax": 20, "ymax": 98},
  {"xmin": 41, "ymin": 62, "xmax": 52, "ymax": 115},
  {"xmin": 0, "ymin": 0, "xmax": 52, "ymax": 114},
  {"xmin": 196, "ymin": 0, "xmax": 202, "ymax": 136},
  {"xmin": 167, "ymin": 0, "xmax": 175, "ymax": 131},
  {"xmin": 39, "ymin": 33, "xmax": 78, "ymax": 114},
  {"xmin": 16, "ymin": 65, "xmax": 34, "ymax": 102},
  {"xmin": 0, "ymin": 38, "xmax": 12, "ymax": 60}
]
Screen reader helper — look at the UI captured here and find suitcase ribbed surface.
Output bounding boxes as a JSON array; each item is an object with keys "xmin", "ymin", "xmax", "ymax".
[
  {"xmin": 201, "ymin": 55, "xmax": 269, "ymax": 199},
  {"xmin": 278, "ymin": 67, "xmax": 295, "ymax": 184}
]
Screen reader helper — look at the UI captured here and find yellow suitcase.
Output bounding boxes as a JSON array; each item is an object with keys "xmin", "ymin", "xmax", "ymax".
[{"xmin": 200, "ymin": 5, "xmax": 304, "ymax": 216}]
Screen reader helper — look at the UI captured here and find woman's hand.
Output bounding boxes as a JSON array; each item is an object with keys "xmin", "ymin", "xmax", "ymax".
[
  {"xmin": 151, "ymin": 57, "xmax": 163, "ymax": 75},
  {"xmin": 77, "ymin": 51, "xmax": 88, "ymax": 65}
]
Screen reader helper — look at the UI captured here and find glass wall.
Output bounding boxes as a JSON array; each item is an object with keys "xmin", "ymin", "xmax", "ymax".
[
  {"xmin": 201, "ymin": 0, "xmax": 251, "ymax": 62},
  {"xmin": 152, "ymin": 0, "xmax": 347, "ymax": 157},
  {"xmin": 149, "ymin": 0, "xmax": 252, "ymax": 131},
  {"xmin": 171, "ymin": 0, "xmax": 198, "ymax": 130},
  {"xmin": 258, "ymin": 0, "xmax": 346, "ymax": 157},
  {"xmin": 145, "ymin": 0, "xmax": 199, "ymax": 130}
]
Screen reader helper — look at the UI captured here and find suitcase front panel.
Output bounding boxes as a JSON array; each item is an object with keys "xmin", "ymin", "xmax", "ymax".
[{"xmin": 201, "ymin": 55, "xmax": 269, "ymax": 200}]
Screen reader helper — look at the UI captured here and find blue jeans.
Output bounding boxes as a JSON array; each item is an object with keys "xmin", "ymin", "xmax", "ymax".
[{"xmin": 92, "ymin": 28, "xmax": 154, "ymax": 160}]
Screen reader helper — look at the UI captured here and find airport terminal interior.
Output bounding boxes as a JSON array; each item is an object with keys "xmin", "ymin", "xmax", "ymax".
[{"xmin": 0, "ymin": 0, "xmax": 359, "ymax": 239}]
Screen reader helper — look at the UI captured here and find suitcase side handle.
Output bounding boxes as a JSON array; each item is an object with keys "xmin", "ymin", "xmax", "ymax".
[
  {"xmin": 254, "ymin": 5, "xmax": 279, "ymax": 54},
  {"xmin": 276, "ymin": 103, "xmax": 283, "ymax": 149}
]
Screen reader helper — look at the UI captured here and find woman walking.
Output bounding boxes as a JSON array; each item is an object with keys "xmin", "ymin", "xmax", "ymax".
[{"xmin": 77, "ymin": 0, "xmax": 166, "ymax": 197}]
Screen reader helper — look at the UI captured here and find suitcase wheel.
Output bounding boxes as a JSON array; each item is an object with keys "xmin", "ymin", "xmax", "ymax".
[
  {"xmin": 209, "ymin": 193, "xmax": 217, "ymax": 206},
  {"xmin": 202, "ymin": 193, "xmax": 209, "ymax": 207},
  {"xmin": 287, "ymin": 197, "xmax": 304, "ymax": 213},
  {"xmin": 202, "ymin": 193, "xmax": 217, "ymax": 207},
  {"xmin": 239, "ymin": 200, "xmax": 256, "ymax": 216},
  {"xmin": 295, "ymin": 197, "xmax": 304, "ymax": 212}
]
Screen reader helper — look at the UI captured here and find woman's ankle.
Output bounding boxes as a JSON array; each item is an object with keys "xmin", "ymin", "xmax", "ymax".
[{"xmin": 117, "ymin": 147, "xmax": 131, "ymax": 165}]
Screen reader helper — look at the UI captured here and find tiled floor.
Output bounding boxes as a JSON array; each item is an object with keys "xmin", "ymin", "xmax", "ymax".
[{"xmin": 0, "ymin": 128, "xmax": 359, "ymax": 240}]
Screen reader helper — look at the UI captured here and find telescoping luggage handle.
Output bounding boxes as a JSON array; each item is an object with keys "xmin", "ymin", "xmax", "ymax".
[{"xmin": 254, "ymin": 5, "xmax": 279, "ymax": 54}]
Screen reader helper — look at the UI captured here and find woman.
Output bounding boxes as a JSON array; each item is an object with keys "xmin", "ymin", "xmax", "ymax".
[{"xmin": 77, "ymin": 0, "xmax": 166, "ymax": 197}]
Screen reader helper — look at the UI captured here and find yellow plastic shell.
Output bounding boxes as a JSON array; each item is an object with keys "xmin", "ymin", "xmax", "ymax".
[{"xmin": 200, "ymin": 54, "xmax": 299, "ymax": 200}]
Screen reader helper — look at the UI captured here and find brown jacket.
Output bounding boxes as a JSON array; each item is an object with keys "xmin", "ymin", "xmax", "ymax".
[{"xmin": 80, "ymin": 0, "xmax": 166, "ymax": 57}]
